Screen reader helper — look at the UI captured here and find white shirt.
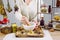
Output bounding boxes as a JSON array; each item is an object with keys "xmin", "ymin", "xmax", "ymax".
[{"xmin": 19, "ymin": 0, "xmax": 44, "ymax": 21}]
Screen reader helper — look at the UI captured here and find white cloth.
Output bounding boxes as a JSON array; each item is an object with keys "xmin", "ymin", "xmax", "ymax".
[
  {"xmin": 3, "ymin": 30, "xmax": 53, "ymax": 40},
  {"xmin": 15, "ymin": 11, "xmax": 22, "ymax": 21},
  {"xmin": 14, "ymin": 11, "xmax": 22, "ymax": 27},
  {"xmin": 0, "ymin": 14, "xmax": 3, "ymax": 21}
]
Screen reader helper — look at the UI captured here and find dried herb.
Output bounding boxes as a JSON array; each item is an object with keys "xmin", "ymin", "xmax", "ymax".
[
  {"xmin": 7, "ymin": 0, "xmax": 12, "ymax": 12},
  {"xmin": 0, "ymin": 0, "xmax": 7, "ymax": 16},
  {"xmin": 14, "ymin": 0, "xmax": 18, "ymax": 11}
]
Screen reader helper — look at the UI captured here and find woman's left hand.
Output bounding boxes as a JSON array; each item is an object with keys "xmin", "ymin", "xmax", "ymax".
[{"xmin": 32, "ymin": 20, "xmax": 38, "ymax": 25}]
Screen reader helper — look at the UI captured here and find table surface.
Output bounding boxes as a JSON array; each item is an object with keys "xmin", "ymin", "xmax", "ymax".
[{"xmin": 3, "ymin": 30, "xmax": 53, "ymax": 40}]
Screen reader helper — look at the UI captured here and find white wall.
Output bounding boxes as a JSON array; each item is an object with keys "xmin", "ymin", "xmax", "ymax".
[
  {"xmin": 2, "ymin": 0, "xmax": 23, "ymax": 26},
  {"xmin": 43, "ymin": 0, "xmax": 60, "ymax": 24},
  {"xmin": 2, "ymin": 0, "xmax": 17, "ymax": 26}
]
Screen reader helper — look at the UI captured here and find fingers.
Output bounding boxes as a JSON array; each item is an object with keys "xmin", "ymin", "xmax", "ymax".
[{"xmin": 21, "ymin": 16, "xmax": 30, "ymax": 25}]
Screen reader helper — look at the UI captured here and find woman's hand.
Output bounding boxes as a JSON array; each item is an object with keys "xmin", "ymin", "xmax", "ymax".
[
  {"xmin": 32, "ymin": 20, "xmax": 39, "ymax": 29},
  {"xmin": 21, "ymin": 16, "xmax": 30, "ymax": 25},
  {"xmin": 32, "ymin": 20, "xmax": 38, "ymax": 25}
]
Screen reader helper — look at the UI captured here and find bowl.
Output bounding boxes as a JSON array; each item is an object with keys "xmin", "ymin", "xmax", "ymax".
[{"xmin": 23, "ymin": 22, "xmax": 36, "ymax": 30}]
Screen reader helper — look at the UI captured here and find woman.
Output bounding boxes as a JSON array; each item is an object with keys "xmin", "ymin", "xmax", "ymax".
[{"xmin": 19, "ymin": 0, "xmax": 44, "ymax": 24}]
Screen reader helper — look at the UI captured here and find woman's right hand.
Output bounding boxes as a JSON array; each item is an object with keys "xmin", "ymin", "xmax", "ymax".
[{"xmin": 21, "ymin": 16, "xmax": 30, "ymax": 26}]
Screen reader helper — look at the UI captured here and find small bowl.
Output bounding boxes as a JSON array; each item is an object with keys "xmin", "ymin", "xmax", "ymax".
[{"xmin": 23, "ymin": 22, "xmax": 36, "ymax": 30}]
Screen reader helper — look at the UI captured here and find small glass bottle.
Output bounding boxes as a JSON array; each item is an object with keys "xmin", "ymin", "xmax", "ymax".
[
  {"xmin": 56, "ymin": 0, "xmax": 60, "ymax": 7},
  {"xmin": 12, "ymin": 23, "xmax": 17, "ymax": 33},
  {"xmin": 48, "ymin": 21, "xmax": 53, "ymax": 29},
  {"xmin": 48, "ymin": 5, "xmax": 51, "ymax": 13},
  {"xmin": 40, "ymin": 17, "xmax": 44, "ymax": 27}
]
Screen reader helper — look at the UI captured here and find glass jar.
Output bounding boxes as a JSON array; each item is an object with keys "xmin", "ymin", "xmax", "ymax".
[
  {"xmin": 41, "ymin": 4, "xmax": 48, "ymax": 13},
  {"xmin": 56, "ymin": 0, "xmax": 60, "ymax": 7},
  {"xmin": 54, "ymin": 13, "xmax": 60, "ymax": 21}
]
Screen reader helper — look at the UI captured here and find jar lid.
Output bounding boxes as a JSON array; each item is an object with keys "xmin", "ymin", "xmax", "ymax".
[{"xmin": 12, "ymin": 23, "xmax": 17, "ymax": 27}]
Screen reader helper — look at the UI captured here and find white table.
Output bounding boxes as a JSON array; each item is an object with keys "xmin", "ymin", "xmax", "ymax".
[{"xmin": 3, "ymin": 30, "xmax": 53, "ymax": 40}]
